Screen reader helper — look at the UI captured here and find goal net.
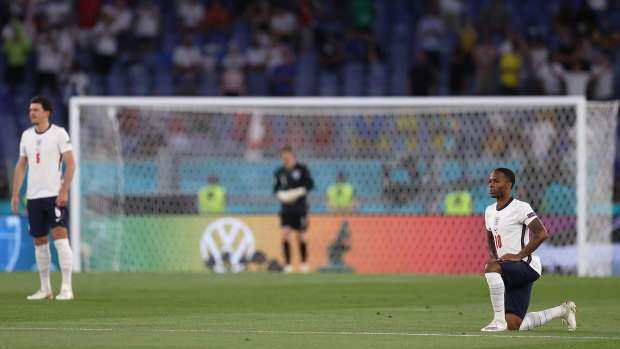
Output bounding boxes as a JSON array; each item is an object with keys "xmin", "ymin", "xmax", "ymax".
[{"xmin": 69, "ymin": 97, "xmax": 618, "ymax": 276}]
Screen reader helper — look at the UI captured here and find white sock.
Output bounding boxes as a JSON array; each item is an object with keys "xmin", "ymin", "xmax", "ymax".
[
  {"xmin": 35, "ymin": 243, "xmax": 52, "ymax": 292},
  {"xmin": 519, "ymin": 306, "xmax": 564, "ymax": 331},
  {"xmin": 485, "ymin": 272, "xmax": 506, "ymax": 323},
  {"xmin": 54, "ymin": 238, "xmax": 73, "ymax": 290}
]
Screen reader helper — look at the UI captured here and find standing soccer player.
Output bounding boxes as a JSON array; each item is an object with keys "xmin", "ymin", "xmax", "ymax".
[
  {"xmin": 273, "ymin": 145, "xmax": 314, "ymax": 273},
  {"xmin": 11, "ymin": 96, "xmax": 76, "ymax": 300},
  {"xmin": 481, "ymin": 168, "xmax": 576, "ymax": 331}
]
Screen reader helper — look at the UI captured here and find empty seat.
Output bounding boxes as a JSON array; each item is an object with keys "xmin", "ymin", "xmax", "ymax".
[
  {"xmin": 366, "ymin": 63, "xmax": 387, "ymax": 96},
  {"xmin": 318, "ymin": 71, "xmax": 340, "ymax": 96},
  {"xmin": 343, "ymin": 63, "xmax": 365, "ymax": 96},
  {"xmin": 247, "ymin": 73, "xmax": 267, "ymax": 96}
]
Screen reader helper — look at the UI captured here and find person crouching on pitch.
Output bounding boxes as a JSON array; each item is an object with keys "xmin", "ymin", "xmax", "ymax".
[
  {"xmin": 273, "ymin": 145, "xmax": 314, "ymax": 273},
  {"xmin": 481, "ymin": 168, "xmax": 576, "ymax": 331}
]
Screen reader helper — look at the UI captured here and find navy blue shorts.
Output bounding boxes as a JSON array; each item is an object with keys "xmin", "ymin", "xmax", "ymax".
[
  {"xmin": 280, "ymin": 212, "xmax": 308, "ymax": 231},
  {"xmin": 497, "ymin": 260, "xmax": 540, "ymax": 319},
  {"xmin": 26, "ymin": 197, "xmax": 68, "ymax": 238}
]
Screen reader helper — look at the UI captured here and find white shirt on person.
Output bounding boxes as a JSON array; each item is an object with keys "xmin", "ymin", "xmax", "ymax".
[
  {"xmin": 561, "ymin": 70, "xmax": 591, "ymax": 96},
  {"xmin": 45, "ymin": 1, "xmax": 71, "ymax": 26},
  {"xmin": 270, "ymin": 11, "xmax": 298, "ymax": 36},
  {"xmin": 246, "ymin": 45, "xmax": 267, "ymax": 68},
  {"xmin": 440, "ymin": 0, "xmax": 462, "ymax": 15},
  {"xmin": 485, "ymin": 197, "xmax": 542, "ymax": 275},
  {"xmin": 135, "ymin": 5, "xmax": 159, "ymax": 38},
  {"xmin": 530, "ymin": 120, "xmax": 556, "ymax": 160},
  {"xmin": 221, "ymin": 69, "xmax": 245, "ymax": 94},
  {"xmin": 416, "ymin": 15, "xmax": 445, "ymax": 51},
  {"xmin": 103, "ymin": 3, "xmax": 133, "ymax": 33},
  {"xmin": 223, "ymin": 51, "xmax": 246, "ymax": 71},
  {"xmin": 36, "ymin": 35, "xmax": 62, "ymax": 73},
  {"xmin": 93, "ymin": 22, "xmax": 118, "ymax": 56},
  {"xmin": 19, "ymin": 124, "xmax": 73, "ymax": 199},
  {"xmin": 536, "ymin": 62, "xmax": 563, "ymax": 95},
  {"xmin": 177, "ymin": 0, "xmax": 205, "ymax": 30},
  {"xmin": 172, "ymin": 44, "xmax": 202, "ymax": 68},
  {"xmin": 591, "ymin": 63, "xmax": 613, "ymax": 100}
]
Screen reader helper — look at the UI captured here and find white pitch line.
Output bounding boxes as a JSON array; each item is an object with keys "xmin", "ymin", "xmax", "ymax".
[{"xmin": 1, "ymin": 327, "xmax": 619, "ymax": 340}]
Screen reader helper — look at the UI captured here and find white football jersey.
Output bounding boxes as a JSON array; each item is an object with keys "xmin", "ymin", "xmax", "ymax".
[
  {"xmin": 19, "ymin": 124, "xmax": 73, "ymax": 199},
  {"xmin": 485, "ymin": 197, "xmax": 542, "ymax": 275}
]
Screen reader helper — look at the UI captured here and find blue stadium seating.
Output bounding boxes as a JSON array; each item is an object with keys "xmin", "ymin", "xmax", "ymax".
[
  {"xmin": 343, "ymin": 63, "xmax": 364, "ymax": 96},
  {"xmin": 295, "ymin": 53, "xmax": 317, "ymax": 96},
  {"xmin": 128, "ymin": 64, "xmax": 152, "ymax": 96},
  {"xmin": 2, "ymin": 0, "xmax": 620, "ymax": 217},
  {"xmin": 389, "ymin": 74, "xmax": 408, "ymax": 96},
  {"xmin": 87, "ymin": 74, "xmax": 105, "ymax": 96},
  {"xmin": 12, "ymin": 93, "xmax": 32, "ymax": 132},
  {"xmin": 366, "ymin": 63, "xmax": 387, "ymax": 96},
  {"xmin": 0, "ymin": 108, "xmax": 20, "ymax": 161},
  {"xmin": 318, "ymin": 71, "xmax": 340, "ymax": 96},
  {"xmin": 247, "ymin": 73, "xmax": 268, "ymax": 96},
  {"xmin": 108, "ymin": 72, "xmax": 129, "ymax": 96},
  {"xmin": 231, "ymin": 21, "xmax": 250, "ymax": 52}
]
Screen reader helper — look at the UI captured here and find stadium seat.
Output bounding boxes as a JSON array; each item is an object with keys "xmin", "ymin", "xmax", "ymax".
[
  {"xmin": 295, "ymin": 72, "xmax": 315, "ymax": 96},
  {"xmin": 128, "ymin": 65, "xmax": 152, "ymax": 96},
  {"xmin": 154, "ymin": 68, "xmax": 174, "ymax": 96},
  {"xmin": 202, "ymin": 78, "xmax": 220, "ymax": 96},
  {"xmin": 247, "ymin": 73, "xmax": 268, "ymax": 96},
  {"xmin": 297, "ymin": 52, "xmax": 317, "ymax": 75},
  {"xmin": 0, "ymin": 109, "xmax": 20, "ymax": 161},
  {"xmin": 343, "ymin": 63, "xmax": 365, "ymax": 96},
  {"xmin": 231, "ymin": 21, "xmax": 250, "ymax": 52},
  {"xmin": 74, "ymin": 50, "xmax": 93, "ymax": 71},
  {"xmin": 373, "ymin": 12, "xmax": 391, "ymax": 45},
  {"xmin": 208, "ymin": 31, "xmax": 229, "ymax": 52},
  {"xmin": 389, "ymin": 75, "xmax": 408, "ymax": 96},
  {"xmin": 11, "ymin": 93, "xmax": 32, "ymax": 131},
  {"xmin": 107, "ymin": 72, "xmax": 128, "ymax": 96},
  {"xmin": 366, "ymin": 63, "xmax": 387, "ymax": 96},
  {"xmin": 318, "ymin": 71, "xmax": 340, "ymax": 96},
  {"xmin": 161, "ymin": 33, "xmax": 180, "ymax": 53},
  {"xmin": 86, "ymin": 73, "xmax": 104, "ymax": 96},
  {"xmin": 389, "ymin": 53, "xmax": 410, "ymax": 76}
]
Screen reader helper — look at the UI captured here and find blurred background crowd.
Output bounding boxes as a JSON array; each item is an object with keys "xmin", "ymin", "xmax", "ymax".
[
  {"xmin": 2, "ymin": 0, "xmax": 619, "ymax": 106},
  {"xmin": 0, "ymin": 0, "xmax": 619, "ymax": 208}
]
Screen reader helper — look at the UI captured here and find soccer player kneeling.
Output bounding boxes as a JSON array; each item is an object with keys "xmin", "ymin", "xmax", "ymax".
[{"xmin": 481, "ymin": 168, "xmax": 576, "ymax": 331}]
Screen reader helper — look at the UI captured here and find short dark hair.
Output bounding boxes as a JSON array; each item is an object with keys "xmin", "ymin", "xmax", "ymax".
[
  {"xmin": 337, "ymin": 170, "xmax": 347, "ymax": 181},
  {"xmin": 494, "ymin": 168, "xmax": 515, "ymax": 188},
  {"xmin": 208, "ymin": 174, "xmax": 219, "ymax": 184},
  {"xmin": 30, "ymin": 96, "xmax": 53, "ymax": 113}
]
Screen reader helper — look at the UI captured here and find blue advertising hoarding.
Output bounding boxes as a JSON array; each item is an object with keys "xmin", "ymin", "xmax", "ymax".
[{"xmin": 0, "ymin": 216, "xmax": 58, "ymax": 272}]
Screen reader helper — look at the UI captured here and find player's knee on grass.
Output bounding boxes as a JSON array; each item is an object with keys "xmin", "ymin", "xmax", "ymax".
[{"xmin": 506, "ymin": 313, "xmax": 522, "ymax": 330}]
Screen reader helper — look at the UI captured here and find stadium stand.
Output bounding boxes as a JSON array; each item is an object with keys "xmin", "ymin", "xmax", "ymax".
[{"xmin": 0, "ymin": 0, "xmax": 619, "ymax": 218}]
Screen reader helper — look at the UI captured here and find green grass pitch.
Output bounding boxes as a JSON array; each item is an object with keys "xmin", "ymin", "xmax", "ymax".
[{"xmin": 0, "ymin": 272, "xmax": 619, "ymax": 348}]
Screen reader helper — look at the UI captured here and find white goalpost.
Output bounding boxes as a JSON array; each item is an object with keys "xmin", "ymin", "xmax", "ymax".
[{"xmin": 69, "ymin": 96, "xmax": 618, "ymax": 276}]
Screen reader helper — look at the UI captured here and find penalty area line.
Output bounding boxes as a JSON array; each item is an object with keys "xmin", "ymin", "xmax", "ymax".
[{"xmin": 1, "ymin": 327, "xmax": 619, "ymax": 340}]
